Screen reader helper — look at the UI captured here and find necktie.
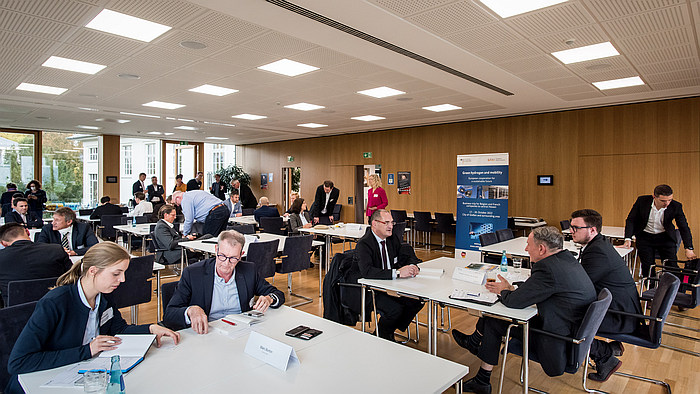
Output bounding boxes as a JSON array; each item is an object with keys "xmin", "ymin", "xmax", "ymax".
[
  {"xmin": 380, "ymin": 240, "xmax": 389, "ymax": 270},
  {"xmin": 61, "ymin": 232, "xmax": 70, "ymax": 250}
]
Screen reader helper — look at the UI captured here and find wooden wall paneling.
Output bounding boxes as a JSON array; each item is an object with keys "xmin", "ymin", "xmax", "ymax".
[{"xmin": 101, "ymin": 135, "xmax": 120, "ymax": 204}]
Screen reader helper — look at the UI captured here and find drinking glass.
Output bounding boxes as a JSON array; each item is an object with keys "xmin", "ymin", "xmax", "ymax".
[
  {"xmin": 512, "ymin": 257, "xmax": 522, "ymax": 274},
  {"xmin": 83, "ymin": 370, "xmax": 107, "ymax": 393}
]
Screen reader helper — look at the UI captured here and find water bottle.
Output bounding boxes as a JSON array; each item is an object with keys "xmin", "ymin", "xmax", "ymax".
[
  {"xmin": 106, "ymin": 355, "xmax": 125, "ymax": 394},
  {"xmin": 500, "ymin": 250, "xmax": 508, "ymax": 272},
  {"xmin": 131, "ymin": 218, "xmax": 136, "ymax": 228}
]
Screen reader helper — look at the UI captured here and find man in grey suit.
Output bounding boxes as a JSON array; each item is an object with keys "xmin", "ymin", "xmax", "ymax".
[{"xmin": 153, "ymin": 204, "xmax": 195, "ymax": 265}]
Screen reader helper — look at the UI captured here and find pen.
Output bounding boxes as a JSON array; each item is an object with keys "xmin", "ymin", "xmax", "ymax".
[
  {"xmin": 466, "ymin": 293, "xmax": 480, "ymax": 297},
  {"xmin": 222, "ymin": 319, "xmax": 236, "ymax": 326}
]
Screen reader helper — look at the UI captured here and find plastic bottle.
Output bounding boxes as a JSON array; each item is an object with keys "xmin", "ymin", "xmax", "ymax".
[
  {"xmin": 500, "ymin": 250, "xmax": 508, "ymax": 272},
  {"xmin": 106, "ymin": 355, "xmax": 125, "ymax": 394}
]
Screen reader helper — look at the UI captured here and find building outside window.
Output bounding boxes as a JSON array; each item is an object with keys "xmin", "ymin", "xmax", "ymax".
[
  {"xmin": 41, "ymin": 132, "xmax": 85, "ymax": 210},
  {"xmin": 204, "ymin": 143, "xmax": 236, "ymax": 188},
  {"xmin": 88, "ymin": 147, "xmax": 97, "ymax": 161},
  {"xmin": 146, "ymin": 143, "xmax": 156, "ymax": 175},
  {"xmin": 122, "ymin": 145, "xmax": 132, "ymax": 176},
  {"xmin": 0, "ymin": 131, "xmax": 34, "ymax": 193},
  {"xmin": 88, "ymin": 173, "xmax": 98, "ymax": 205}
]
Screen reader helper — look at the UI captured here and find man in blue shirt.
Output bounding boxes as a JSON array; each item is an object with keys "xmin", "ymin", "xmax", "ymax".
[{"xmin": 172, "ymin": 190, "xmax": 230, "ymax": 237}]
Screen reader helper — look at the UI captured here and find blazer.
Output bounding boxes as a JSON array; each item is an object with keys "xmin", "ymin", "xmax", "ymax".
[
  {"xmin": 0, "ymin": 239, "xmax": 72, "ymax": 305},
  {"xmin": 353, "ymin": 228, "xmax": 420, "ymax": 281},
  {"xmin": 7, "ymin": 284, "xmax": 150, "ymax": 392},
  {"xmin": 163, "ymin": 258, "xmax": 285, "ymax": 330},
  {"xmin": 223, "ymin": 198, "xmax": 242, "ymax": 217},
  {"xmin": 132, "ymin": 180, "xmax": 145, "ymax": 195},
  {"xmin": 288, "ymin": 211, "xmax": 311, "ymax": 235},
  {"xmin": 210, "ymin": 182, "xmax": 226, "ymax": 200},
  {"xmin": 579, "ymin": 234, "xmax": 642, "ymax": 333},
  {"xmin": 24, "ymin": 189, "xmax": 47, "ymax": 212},
  {"xmin": 153, "ymin": 219, "xmax": 188, "ymax": 265},
  {"xmin": 624, "ymin": 195, "xmax": 693, "ymax": 248},
  {"xmin": 311, "ymin": 185, "xmax": 339, "ymax": 219},
  {"xmin": 4, "ymin": 210, "xmax": 43, "ymax": 228},
  {"xmin": 497, "ymin": 250, "xmax": 596, "ymax": 377},
  {"xmin": 238, "ymin": 183, "xmax": 257, "ymax": 209},
  {"xmin": 253, "ymin": 205, "xmax": 280, "ymax": 222},
  {"xmin": 36, "ymin": 222, "xmax": 98, "ymax": 256},
  {"xmin": 89, "ymin": 203, "xmax": 123, "ymax": 222},
  {"xmin": 366, "ymin": 186, "xmax": 388, "ymax": 217},
  {"xmin": 146, "ymin": 184, "xmax": 165, "ymax": 203}
]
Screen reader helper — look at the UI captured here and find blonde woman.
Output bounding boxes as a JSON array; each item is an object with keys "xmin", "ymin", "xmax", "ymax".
[
  {"xmin": 7, "ymin": 242, "xmax": 179, "ymax": 392},
  {"xmin": 365, "ymin": 174, "xmax": 388, "ymax": 221}
]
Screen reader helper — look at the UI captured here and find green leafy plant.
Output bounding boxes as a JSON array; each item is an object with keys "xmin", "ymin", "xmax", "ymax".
[{"xmin": 217, "ymin": 165, "xmax": 251, "ymax": 193}]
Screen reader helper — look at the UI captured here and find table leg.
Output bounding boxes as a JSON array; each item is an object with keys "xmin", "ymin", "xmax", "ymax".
[
  {"xmin": 325, "ymin": 234, "xmax": 331, "ymax": 272},
  {"xmin": 361, "ymin": 284, "xmax": 366, "ymax": 333},
  {"xmin": 127, "ymin": 233, "xmax": 132, "ymax": 253},
  {"xmin": 522, "ymin": 320, "xmax": 529, "ymax": 394},
  {"xmin": 156, "ymin": 270, "xmax": 161, "ymax": 322},
  {"xmin": 141, "ymin": 235, "xmax": 146, "ymax": 255},
  {"xmin": 318, "ymin": 243, "xmax": 323, "ymax": 297},
  {"xmin": 427, "ymin": 300, "xmax": 433, "ymax": 355}
]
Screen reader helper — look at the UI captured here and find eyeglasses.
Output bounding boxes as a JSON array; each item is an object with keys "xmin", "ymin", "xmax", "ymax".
[
  {"xmin": 374, "ymin": 220, "xmax": 395, "ymax": 226},
  {"xmin": 216, "ymin": 254, "xmax": 241, "ymax": 264},
  {"xmin": 570, "ymin": 225, "xmax": 592, "ymax": 232}
]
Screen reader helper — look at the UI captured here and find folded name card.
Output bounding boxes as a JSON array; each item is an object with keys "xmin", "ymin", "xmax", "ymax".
[
  {"xmin": 452, "ymin": 267, "xmax": 486, "ymax": 285},
  {"xmin": 345, "ymin": 223, "xmax": 363, "ymax": 231},
  {"xmin": 244, "ymin": 331, "xmax": 299, "ymax": 371}
]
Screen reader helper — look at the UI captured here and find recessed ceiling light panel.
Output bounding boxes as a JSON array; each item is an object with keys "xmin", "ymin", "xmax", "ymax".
[
  {"xmin": 120, "ymin": 111, "xmax": 160, "ymax": 118},
  {"xmin": 147, "ymin": 131, "xmax": 162, "ymax": 135},
  {"xmin": 357, "ymin": 86, "xmax": 405, "ymax": 98},
  {"xmin": 16, "ymin": 82, "xmax": 67, "ymax": 95},
  {"xmin": 284, "ymin": 103, "xmax": 325, "ymax": 111},
  {"xmin": 77, "ymin": 125, "xmax": 100, "ymax": 130},
  {"xmin": 232, "ymin": 114, "xmax": 267, "ymax": 120},
  {"xmin": 188, "ymin": 84, "xmax": 238, "ymax": 96},
  {"xmin": 142, "ymin": 101, "xmax": 185, "ymax": 110},
  {"xmin": 592, "ymin": 76, "xmax": 645, "ymax": 90},
  {"xmin": 42, "ymin": 56, "xmax": 106, "ymax": 74},
  {"xmin": 423, "ymin": 104, "xmax": 462, "ymax": 112},
  {"xmin": 257, "ymin": 59, "xmax": 319, "ymax": 76},
  {"xmin": 206, "ymin": 136, "xmax": 229, "ymax": 140},
  {"xmin": 298, "ymin": 123, "xmax": 327, "ymax": 128},
  {"xmin": 85, "ymin": 9, "xmax": 171, "ymax": 42},
  {"xmin": 351, "ymin": 115, "xmax": 385, "ymax": 121},
  {"xmin": 480, "ymin": 0, "xmax": 568, "ymax": 18},
  {"xmin": 174, "ymin": 126, "xmax": 197, "ymax": 130},
  {"xmin": 551, "ymin": 42, "xmax": 619, "ymax": 64}
]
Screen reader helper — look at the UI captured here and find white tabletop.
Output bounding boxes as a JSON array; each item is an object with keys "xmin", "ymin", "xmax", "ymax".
[
  {"xmin": 19, "ymin": 307, "xmax": 467, "ymax": 394},
  {"xmin": 229, "ymin": 215, "xmax": 289, "ymax": 225},
  {"xmin": 76, "ymin": 215, "xmax": 99, "ymax": 222},
  {"xmin": 179, "ymin": 233, "xmax": 323, "ymax": 255},
  {"xmin": 298, "ymin": 223, "xmax": 370, "ymax": 239},
  {"xmin": 113, "ymin": 224, "xmax": 153, "ymax": 236},
  {"xmin": 479, "ymin": 236, "xmax": 634, "ymax": 258}
]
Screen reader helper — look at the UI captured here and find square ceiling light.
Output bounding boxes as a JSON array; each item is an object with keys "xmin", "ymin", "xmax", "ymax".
[
  {"xmin": 480, "ymin": 0, "xmax": 568, "ymax": 18},
  {"xmin": 357, "ymin": 86, "xmax": 405, "ymax": 98},
  {"xmin": 86, "ymin": 9, "xmax": 171, "ymax": 42},
  {"xmin": 298, "ymin": 123, "xmax": 327, "ymax": 128},
  {"xmin": 142, "ymin": 101, "xmax": 185, "ymax": 110},
  {"xmin": 188, "ymin": 84, "xmax": 238, "ymax": 96},
  {"xmin": 257, "ymin": 59, "xmax": 319, "ymax": 76},
  {"xmin": 232, "ymin": 114, "xmax": 267, "ymax": 120},
  {"xmin": 592, "ymin": 76, "xmax": 645, "ymax": 90},
  {"xmin": 42, "ymin": 56, "xmax": 106, "ymax": 74},
  {"xmin": 284, "ymin": 103, "xmax": 325, "ymax": 111},
  {"xmin": 16, "ymin": 82, "xmax": 67, "ymax": 95},
  {"xmin": 551, "ymin": 42, "xmax": 619, "ymax": 64},
  {"xmin": 423, "ymin": 104, "xmax": 462, "ymax": 112},
  {"xmin": 351, "ymin": 115, "xmax": 385, "ymax": 121}
]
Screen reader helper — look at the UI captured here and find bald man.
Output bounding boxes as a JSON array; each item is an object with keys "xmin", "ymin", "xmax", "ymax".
[{"xmin": 253, "ymin": 197, "xmax": 279, "ymax": 223}]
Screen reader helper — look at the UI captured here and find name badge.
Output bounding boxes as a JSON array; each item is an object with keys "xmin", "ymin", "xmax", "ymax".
[
  {"xmin": 373, "ymin": 194, "xmax": 379, "ymax": 197},
  {"xmin": 100, "ymin": 307, "xmax": 114, "ymax": 326},
  {"xmin": 244, "ymin": 331, "xmax": 299, "ymax": 371}
]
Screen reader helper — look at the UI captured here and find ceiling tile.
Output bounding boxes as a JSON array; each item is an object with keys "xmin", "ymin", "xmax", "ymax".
[
  {"xmin": 476, "ymin": 40, "xmax": 542, "ymax": 64},
  {"xmin": 240, "ymin": 31, "xmax": 316, "ymax": 57},
  {"xmin": 153, "ymin": 29, "xmax": 233, "ymax": 58},
  {"xmin": 558, "ymin": 90, "xmax": 604, "ymax": 101},
  {"xmin": 67, "ymin": 28, "xmax": 147, "ymax": 55},
  {"xmin": 367, "ymin": 0, "xmax": 455, "ymax": 18},
  {"xmin": 0, "ymin": 8, "xmax": 73, "ymax": 40},
  {"xmin": 602, "ymin": 5, "xmax": 689, "ymax": 38},
  {"xmin": 212, "ymin": 46, "xmax": 278, "ymax": 68},
  {"xmin": 407, "ymin": 0, "xmax": 496, "ymax": 36},
  {"xmin": 648, "ymin": 78, "xmax": 700, "ymax": 90},
  {"xmin": 507, "ymin": 2, "xmax": 595, "ymax": 37},
  {"xmin": 181, "ymin": 10, "xmax": 267, "ymax": 44},
  {"xmin": 108, "ymin": 0, "xmax": 206, "ymax": 27},
  {"xmin": 527, "ymin": 24, "xmax": 609, "ymax": 53},
  {"xmin": 585, "ymin": 0, "xmax": 685, "ymax": 21},
  {"xmin": 288, "ymin": 47, "xmax": 355, "ymax": 69},
  {"xmin": 446, "ymin": 23, "xmax": 521, "ymax": 53}
]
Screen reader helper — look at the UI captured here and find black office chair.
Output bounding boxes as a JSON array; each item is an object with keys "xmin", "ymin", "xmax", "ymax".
[
  {"xmin": 434, "ymin": 213, "xmax": 455, "ymax": 250},
  {"xmin": 597, "ymin": 273, "xmax": 679, "ymax": 393},
  {"xmin": 108, "ymin": 255, "xmax": 155, "ymax": 324},
  {"xmin": 332, "ymin": 204, "xmax": 342, "ymax": 222},
  {"xmin": 160, "ymin": 281, "xmax": 179, "ymax": 323},
  {"xmin": 246, "ymin": 239, "xmax": 280, "ymax": 279},
  {"xmin": 242, "ymin": 208, "xmax": 255, "ymax": 216},
  {"xmin": 560, "ymin": 219, "xmax": 571, "ymax": 230},
  {"xmin": 6, "ymin": 277, "xmax": 59, "ymax": 307},
  {"xmin": 276, "ymin": 234, "xmax": 313, "ymax": 307},
  {"xmin": 227, "ymin": 224, "xmax": 256, "ymax": 234},
  {"xmin": 99, "ymin": 214, "xmax": 126, "ymax": 241},
  {"xmin": 120, "ymin": 206, "xmax": 129, "ymax": 214},
  {"xmin": 0, "ymin": 301, "xmax": 38, "ymax": 391},
  {"xmin": 479, "ymin": 232, "xmax": 498, "ymax": 247},
  {"xmin": 79, "ymin": 208, "xmax": 94, "ymax": 216},
  {"xmin": 135, "ymin": 215, "xmax": 149, "ymax": 224},
  {"xmin": 497, "ymin": 289, "xmax": 612, "ymax": 394},
  {"xmin": 148, "ymin": 231, "xmax": 168, "ymax": 265},
  {"xmin": 394, "ymin": 221, "xmax": 407, "ymax": 243},
  {"xmin": 412, "ymin": 211, "xmax": 433, "ymax": 249},
  {"xmin": 507, "ymin": 217, "xmax": 516, "ymax": 230},
  {"xmin": 495, "ymin": 228, "xmax": 514, "ymax": 242},
  {"xmin": 391, "ymin": 210, "xmax": 410, "ymax": 243},
  {"xmin": 259, "ymin": 217, "xmax": 285, "ymax": 235}
]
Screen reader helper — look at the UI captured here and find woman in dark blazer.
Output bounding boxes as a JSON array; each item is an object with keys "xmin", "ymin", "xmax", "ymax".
[
  {"xmin": 288, "ymin": 198, "xmax": 312, "ymax": 235},
  {"xmin": 24, "ymin": 180, "xmax": 47, "ymax": 219},
  {"xmin": 6, "ymin": 242, "xmax": 179, "ymax": 393}
]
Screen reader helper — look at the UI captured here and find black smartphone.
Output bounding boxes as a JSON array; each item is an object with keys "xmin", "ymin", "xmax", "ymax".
[
  {"xmin": 298, "ymin": 328, "xmax": 322, "ymax": 340},
  {"xmin": 285, "ymin": 325, "xmax": 309, "ymax": 337}
]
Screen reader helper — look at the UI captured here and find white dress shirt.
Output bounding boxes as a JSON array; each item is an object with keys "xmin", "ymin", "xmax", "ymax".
[{"xmin": 644, "ymin": 201, "xmax": 666, "ymax": 234}]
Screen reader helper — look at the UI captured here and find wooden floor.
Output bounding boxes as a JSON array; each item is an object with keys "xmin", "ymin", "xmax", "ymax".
[{"xmin": 127, "ymin": 246, "xmax": 699, "ymax": 394}]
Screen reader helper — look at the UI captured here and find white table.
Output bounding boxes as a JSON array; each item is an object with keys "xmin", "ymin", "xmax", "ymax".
[
  {"xmin": 480, "ymin": 236, "xmax": 634, "ymax": 260},
  {"xmin": 19, "ymin": 307, "xmax": 468, "ymax": 394},
  {"xmin": 298, "ymin": 224, "xmax": 371, "ymax": 270},
  {"xmin": 229, "ymin": 215, "xmax": 289, "ymax": 226},
  {"xmin": 114, "ymin": 224, "xmax": 153, "ymax": 255},
  {"xmin": 359, "ymin": 257, "xmax": 536, "ymax": 393}
]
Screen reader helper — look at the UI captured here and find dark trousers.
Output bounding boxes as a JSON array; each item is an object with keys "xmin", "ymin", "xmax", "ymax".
[
  {"xmin": 590, "ymin": 339, "xmax": 615, "ymax": 364},
  {"xmin": 317, "ymin": 216, "xmax": 333, "ymax": 225},
  {"xmin": 475, "ymin": 317, "xmax": 522, "ymax": 366},
  {"xmin": 637, "ymin": 232, "xmax": 678, "ymax": 278},
  {"xmin": 203, "ymin": 205, "xmax": 231, "ymax": 237},
  {"xmin": 374, "ymin": 292, "xmax": 424, "ymax": 340}
]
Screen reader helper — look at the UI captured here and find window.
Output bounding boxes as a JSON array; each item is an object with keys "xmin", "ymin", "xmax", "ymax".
[
  {"xmin": 41, "ymin": 132, "xmax": 84, "ymax": 208},
  {"xmin": 89, "ymin": 147, "xmax": 97, "ymax": 161},
  {"xmin": 0, "ymin": 131, "xmax": 34, "ymax": 194},
  {"xmin": 122, "ymin": 145, "xmax": 132, "ymax": 175},
  {"xmin": 204, "ymin": 143, "xmax": 236, "ymax": 187},
  {"xmin": 88, "ymin": 173, "xmax": 98, "ymax": 204},
  {"xmin": 212, "ymin": 144, "xmax": 225, "ymax": 171},
  {"xmin": 146, "ymin": 143, "xmax": 156, "ymax": 175}
]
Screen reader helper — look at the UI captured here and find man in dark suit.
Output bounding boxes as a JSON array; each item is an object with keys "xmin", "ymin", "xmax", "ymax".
[
  {"xmin": 623, "ymin": 184, "xmax": 695, "ymax": 277},
  {"xmin": 354, "ymin": 209, "xmax": 423, "ymax": 341},
  {"xmin": 4, "ymin": 197, "xmax": 43, "ymax": 228},
  {"xmin": 452, "ymin": 226, "xmax": 596, "ymax": 393},
  {"xmin": 90, "ymin": 196, "xmax": 123, "ymax": 224},
  {"xmin": 311, "ymin": 180, "xmax": 339, "ymax": 225},
  {"xmin": 570, "ymin": 209, "xmax": 641, "ymax": 382},
  {"xmin": 163, "ymin": 230, "xmax": 285, "ymax": 333},
  {"xmin": 253, "ymin": 197, "xmax": 280, "ymax": 222},
  {"xmin": 231, "ymin": 179, "xmax": 257, "ymax": 209},
  {"xmin": 132, "ymin": 172, "xmax": 147, "ymax": 196},
  {"xmin": 0, "ymin": 223, "xmax": 72, "ymax": 306},
  {"xmin": 153, "ymin": 204, "xmax": 195, "ymax": 265},
  {"xmin": 37, "ymin": 207, "xmax": 98, "ymax": 256},
  {"xmin": 210, "ymin": 173, "xmax": 226, "ymax": 200},
  {"xmin": 146, "ymin": 176, "xmax": 165, "ymax": 204}
]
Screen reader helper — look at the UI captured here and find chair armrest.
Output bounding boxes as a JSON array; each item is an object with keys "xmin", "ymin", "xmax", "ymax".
[
  {"xmin": 607, "ymin": 309, "xmax": 663, "ymax": 322},
  {"xmin": 652, "ymin": 264, "xmax": 698, "ymax": 275},
  {"xmin": 528, "ymin": 327, "xmax": 585, "ymax": 344},
  {"xmin": 338, "ymin": 282, "xmax": 363, "ymax": 289}
]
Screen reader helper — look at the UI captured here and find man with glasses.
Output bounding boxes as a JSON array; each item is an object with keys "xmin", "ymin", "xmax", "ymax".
[
  {"xmin": 163, "ymin": 230, "xmax": 284, "ymax": 333},
  {"xmin": 354, "ymin": 209, "xmax": 423, "ymax": 341}
]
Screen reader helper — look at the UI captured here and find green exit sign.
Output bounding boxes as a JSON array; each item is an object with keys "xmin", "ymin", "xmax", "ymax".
[
  {"xmin": 363, "ymin": 152, "xmax": 372, "ymax": 159},
  {"xmin": 179, "ymin": 141, "xmax": 189, "ymax": 146},
  {"xmin": 287, "ymin": 156, "xmax": 294, "ymax": 162}
]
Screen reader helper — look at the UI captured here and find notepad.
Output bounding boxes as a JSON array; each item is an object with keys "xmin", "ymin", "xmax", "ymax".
[
  {"xmin": 224, "ymin": 311, "xmax": 265, "ymax": 326},
  {"xmin": 415, "ymin": 267, "xmax": 444, "ymax": 279},
  {"xmin": 449, "ymin": 288, "xmax": 499, "ymax": 306},
  {"xmin": 98, "ymin": 334, "xmax": 155, "ymax": 359}
]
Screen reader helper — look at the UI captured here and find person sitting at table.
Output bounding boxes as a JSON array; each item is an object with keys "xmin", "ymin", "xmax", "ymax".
[
  {"xmin": 89, "ymin": 196, "xmax": 123, "ymax": 224},
  {"xmin": 163, "ymin": 230, "xmax": 285, "ymax": 333},
  {"xmin": 172, "ymin": 190, "xmax": 230, "ymax": 237},
  {"xmin": 0, "ymin": 223, "xmax": 71, "ymax": 307},
  {"xmin": 37, "ymin": 207, "xmax": 98, "ymax": 256},
  {"xmin": 570, "ymin": 209, "xmax": 641, "ymax": 382},
  {"xmin": 288, "ymin": 198, "xmax": 312, "ymax": 235},
  {"xmin": 6, "ymin": 242, "xmax": 180, "ymax": 393},
  {"xmin": 354, "ymin": 209, "xmax": 424, "ymax": 341},
  {"xmin": 283, "ymin": 191, "xmax": 299, "ymax": 217},
  {"xmin": 4, "ymin": 196, "xmax": 43, "ymax": 228},
  {"xmin": 154, "ymin": 204, "xmax": 195, "ymax": 266},
  {"xmin": 223, "ymin": 188, "xmax": 243, "ymax": 218},
  {"xmin": 128, "ymin": 192, "xmax": 153, "ymax": 218},
  {"xmin": 173, "ymin": 174, "xmax": 187, "ymax": 193},
  {"xmin": 451, "ymin": 227, "xmax": 596, "ymax": 394},
  {"xmin": 253, "ymin": 196, "xmax": 279, "ymax": 223}
]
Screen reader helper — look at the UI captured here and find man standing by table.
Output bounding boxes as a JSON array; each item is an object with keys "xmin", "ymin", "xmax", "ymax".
[
  {"xmin": 132, "ymin": 172, "xmax": 147, "ymax": 196},
  {"xmin": 163, "ymin": 230, "xmax": 284, "ymax": 333},
  {"xmin": 311, "ymin": 180, "xmax": 339, "ymax": 225},
  {"xmin": 172, "ymin": 190, "xmax": 230, "ymax": 237},
  {"xmin": 623, "ymin": 184, "xmax": 695, "ymax": 277},
  {"xmin": 37, "ymin": 207, "xmax": 98, "ymax": 256},
  {"xmin": 355, "ymin": 209, "xmax": 423, "ymax": 341},
  {"xmin": 210, "ymin": 174, "xmax": 226, "ymax": 200},
  {"xmin": 231, "ymin": 178, "xmax": 257, "ymax": 210},
  {"xmin": 452, "ymin": 227, "xmax": 596, "ymax": 393},
  {"xmin": 147, "ymin": 176, "xmax": 165, "ymax": 204}
]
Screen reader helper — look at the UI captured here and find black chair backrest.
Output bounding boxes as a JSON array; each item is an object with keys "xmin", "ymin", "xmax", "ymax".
[
  {"xmin": 161, "ymin": 281, "xmax": 178, "ymax": 321},
  {"xmin": 7, "ymin": 277, "xmax": 58, "ymax": 307},
  {"xmin": 560, "ymin": 219, "xmax": 571, "ymax": 230},
  {"xmin": 259, "ymin": 217, "xmax": 285, "ymax": 235},
  {"xmin": 120, "ymin": 206, "xmax": 129, "ymax": 213},
  {"xmin": 101, "ymin": 214, "xmax": 126, "ymax": 239},
  {"xmin": 228, "ymin": 224, "xmax": 255, "ymax": 234},
  {"xmin": 479, "ymin": 232, "xmax": 498, "ymax": 246},
  {"xmin": 571, "ymin": 289, "xmax": 612, "ymax": 369},
  {"xmin": 333, "ymin": 204, "xmax": 342, "ymax": 222},
  {"xmin": 247, "ymin": 239, "xmax": 280, "ymax": 279},
  {"xmin": 507, "ymin": 217, "xmax": 515, "ymax": 230},
  {"xmin": 135, "ymin": 215, "xmax": 149, "ymax": 224},
  {"xmin": 0, "ymin": 301, "xmax": 38, "ymax": 389},
  {"xmin": 278, "ymin": 235, "xmax": 313, "ymax": 274},
  {"xmin": 79, "ymin": 208, "xmax": 93, "ymax": 216},
  {"xmin": 390, "ymin": 210, "xmax": 408, "ymax": 224},
  {"xmin": 242, "ymin": 208, "xmax": 255, "ymax": 216},
  {"xmin": 648, "ymin": 272, "xmax": 681, "ymax": 344},
  {"xmin": 33, "ymin": 231, "xmax": 40, "ymax": 242},
  {"xmin": 394, "ymin": 221, "xmax": 407, "ymax": 242},
  {"xmin": 108, "ymin": 255, "xmax": 155, "ymax": 309},
  {"xmin": 413, "ymin": 211, "xmax": 433, "ymax": 232},
  {"xmin": 434, "ymin": 213, "xmax": 455, "ymax": 234},
  {"xmin": 495, "ymin": 228, "xmax": 514, "ymax": 242}
]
